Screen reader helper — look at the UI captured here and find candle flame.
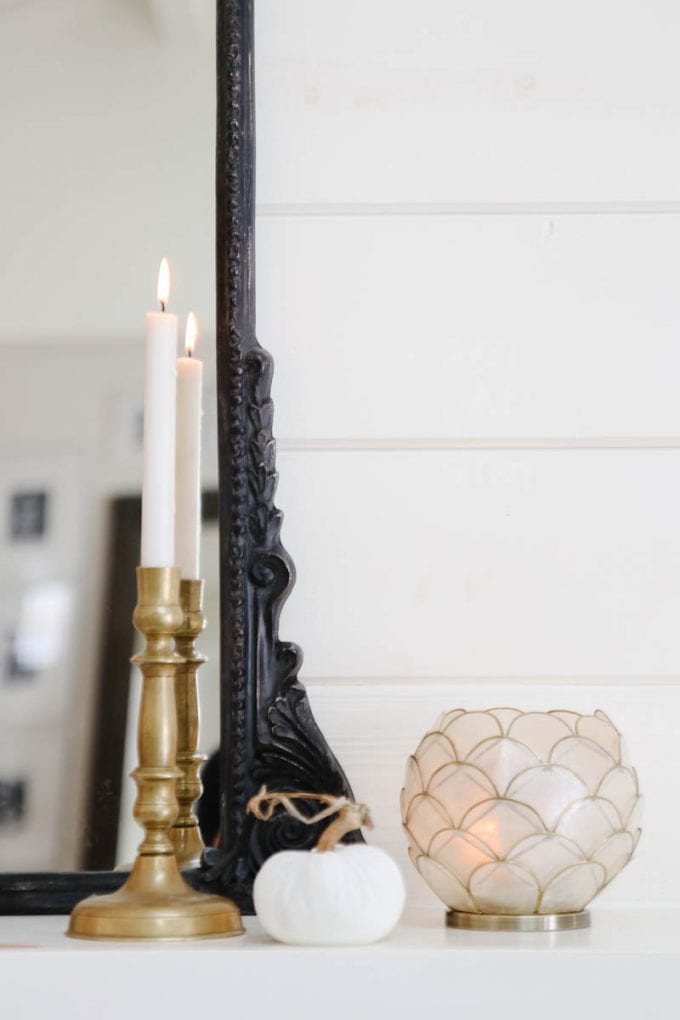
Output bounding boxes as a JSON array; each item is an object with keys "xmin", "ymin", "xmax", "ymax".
[
  {"xmin": 185, "ymin": 312, "xmax": 198, "ymax": 356},
  {"xmin": 157, "ymin": 257, "xmax": 170, "ymax": 310}
]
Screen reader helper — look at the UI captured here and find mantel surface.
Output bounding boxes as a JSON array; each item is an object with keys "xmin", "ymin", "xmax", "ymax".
[{"xmin": 0, "ymin": 909, "xmax": 676, "ymax": 1019}]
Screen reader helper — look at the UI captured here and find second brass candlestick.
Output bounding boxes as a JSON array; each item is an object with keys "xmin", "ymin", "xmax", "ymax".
[
  {"xmin": 171, "ymin": 578, "xmax": 208, "ymax": 868},
  {"xmin": 68, "ymin": 566, "xmax": 243, "ymax": 940}
]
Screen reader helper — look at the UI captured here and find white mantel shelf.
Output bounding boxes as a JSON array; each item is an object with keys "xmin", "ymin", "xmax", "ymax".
[{"xmin": 0, "ymin": 908, "xmax": 676, "ymax": 1020}]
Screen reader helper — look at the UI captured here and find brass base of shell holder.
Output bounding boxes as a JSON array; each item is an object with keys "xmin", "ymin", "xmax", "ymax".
[
  {"xmin": 68, "ymin": 567, "xmax": 243, "ymax": 940},
  {"xmin": 446, "ymin": 909, "xmax": 590, "ymax": 932}
]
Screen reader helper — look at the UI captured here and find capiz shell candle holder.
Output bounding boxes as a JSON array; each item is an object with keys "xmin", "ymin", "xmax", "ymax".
[{"xmin": 401, "ymin": 708, "xmax": 642, "ymax": 931}]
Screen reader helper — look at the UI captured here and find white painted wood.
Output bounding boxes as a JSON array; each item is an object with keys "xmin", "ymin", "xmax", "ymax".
[
  {"xmin": 1, "ymin": 911, "xmax": 678, "ymax": 1020},
  {"xmin": 255, "ymin": 0, "xmax": 680, "ymax": 205},
  {"xmin": 275, "ymin": 449, "xmax": 680, "ymax": 678},
  {"xmin": 306, "ymin": 680, "xmax": 679, "ymax": 909},
  {"xmin": 259, "ymin": 213, "xmax": 680, "ymax": 439}
]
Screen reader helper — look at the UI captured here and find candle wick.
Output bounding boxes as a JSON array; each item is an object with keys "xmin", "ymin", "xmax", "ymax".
[{"xmin": 160, "ymin": 300, "xmax": 166, "ymax": 312}]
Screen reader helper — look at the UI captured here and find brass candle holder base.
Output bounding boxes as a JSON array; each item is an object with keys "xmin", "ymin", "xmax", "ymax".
[
  {"xmin": 446, "ymin": 909, "xmax": 590, "ymax": 932},
  {"xmin": 68, "ymin": 566, "xmax": 243, "ymax": 941},
  {"xmin": 68, "ymin": 855, "xmax": 242, "ymax": 941}
]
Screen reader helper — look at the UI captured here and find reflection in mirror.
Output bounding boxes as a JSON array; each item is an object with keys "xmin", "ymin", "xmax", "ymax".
[
  {"xmin": 80, "ymin": 495, "xmax": 220, "ymax": 871},
  {"xmin": 0, "ymin": 483, "xmax": 219, "ymax": 874},
  {"xmin": 0, "ymin": 451, "xmax": 84, "ymax": 870},
  {"xmin": 0, "ymin": 4, "xmax": 216, "ymax": 872},
  {"xmin": 117, "ymin": 519, "xmax": 220, "ymax": 867},
  {"xmin": 117, "ymin": 521, "xmax": 220, "ymax": 868}
]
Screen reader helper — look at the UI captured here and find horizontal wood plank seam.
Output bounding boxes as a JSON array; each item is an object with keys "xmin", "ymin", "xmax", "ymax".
[
  {"xmin": 278, "ymin": 437, "xmax": 680, "ymax": 452},
  {"xmin": 257, "ymin": 202, "xmax": 680, "ymax": 218},
  {"xmin": 303, "ymin": 675, "xmax": 680, "ymax": 687}
]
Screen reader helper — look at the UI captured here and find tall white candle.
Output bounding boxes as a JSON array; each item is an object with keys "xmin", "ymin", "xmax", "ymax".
[
  {"xmin": 175, "ymin": 312, "xmax": 203, "ymax": 579},
  {"xmin": 141, "ymin": 258, "xmax": 178, "ymax": 567}
]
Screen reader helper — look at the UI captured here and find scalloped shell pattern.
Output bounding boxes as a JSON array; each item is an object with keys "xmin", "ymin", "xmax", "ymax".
[{"xmin": 401, "ymin": 708, "xmax": 642, "ymax": 916}]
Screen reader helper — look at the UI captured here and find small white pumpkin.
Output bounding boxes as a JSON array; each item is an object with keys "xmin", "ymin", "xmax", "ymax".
[{"xmin": 249, "ymin": 789, "xmax": 405, "ymax": 946}]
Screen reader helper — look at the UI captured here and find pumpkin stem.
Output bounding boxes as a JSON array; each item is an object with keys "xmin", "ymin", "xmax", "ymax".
[
  {"xmin": 314, "ymin": 801, "xmax": 372, "ymax": 851},
  {"xmin": 246, "ymin": 786, "xmax": 374, "ymax": 852}
]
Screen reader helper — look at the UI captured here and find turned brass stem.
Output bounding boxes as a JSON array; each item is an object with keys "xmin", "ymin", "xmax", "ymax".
[
  {"xmin": 129, "ymin": 566, "xmax": 184, "ymax": 857},
  {"xmin": 171, "ymin": 578, "xmax": 208, "ymax": 868}
]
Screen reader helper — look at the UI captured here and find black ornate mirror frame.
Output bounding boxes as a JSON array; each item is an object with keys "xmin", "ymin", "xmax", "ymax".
[{"xmin": 0, "ymin": 0, "xmax": 356, "ymax": 915}]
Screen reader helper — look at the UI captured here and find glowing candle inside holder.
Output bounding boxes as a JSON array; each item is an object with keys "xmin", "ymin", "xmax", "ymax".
[
  {"xmin": 175, "ymin": 312, "xmax": 203, "ymax": 579},
  {"xmin": 141, "ymin": 259, "xmax": 178, "ymax": 567}
]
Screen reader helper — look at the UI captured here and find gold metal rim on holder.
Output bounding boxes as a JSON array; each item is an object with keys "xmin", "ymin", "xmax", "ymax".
[{"xmin": 446, "ymin": 909, "xmax": 590, "ymax": 932}]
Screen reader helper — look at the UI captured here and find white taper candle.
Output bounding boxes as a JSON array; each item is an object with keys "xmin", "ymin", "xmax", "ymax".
[
  {"xmin": 141, "ymin": 258, "xmax": 178, "ymax": 567},
  {"xmin": 175, "ymin": 312, "xmax": 203, "ymax": 578}
]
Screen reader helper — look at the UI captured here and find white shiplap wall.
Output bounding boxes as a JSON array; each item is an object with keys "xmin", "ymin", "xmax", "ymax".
[
  {"xmin": 253, "ymin": 0, "xmax": 680, "ymax": 910},
  {"xmin": 254, "ymin": 0, "xmax": 680, "ymax": 205}
]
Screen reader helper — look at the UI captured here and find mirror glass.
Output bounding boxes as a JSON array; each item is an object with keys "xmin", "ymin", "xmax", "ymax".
[{"xmin": 0, "ymin": 1, "xmax": 218, "ymax": 870}]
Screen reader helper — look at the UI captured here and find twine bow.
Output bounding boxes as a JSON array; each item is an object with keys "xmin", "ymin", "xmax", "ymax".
[{"xmin": 246, "ymin": 786, "xmax": 373, "ymax": 851}]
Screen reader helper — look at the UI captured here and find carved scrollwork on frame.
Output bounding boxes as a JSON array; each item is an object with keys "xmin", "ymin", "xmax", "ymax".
[{"xmin": 203, "ymin": 0, "xmax": 360, "ymax": 912}]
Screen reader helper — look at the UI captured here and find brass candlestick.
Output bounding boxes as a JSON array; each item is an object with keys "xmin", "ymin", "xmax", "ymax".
[
  {"xmin": 171, "ymin": 578, "xmax": 208, "ymax": 868},
  {"xmin": 68, "ymin": 566, "xmax": 243, "ymax": 940}
]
